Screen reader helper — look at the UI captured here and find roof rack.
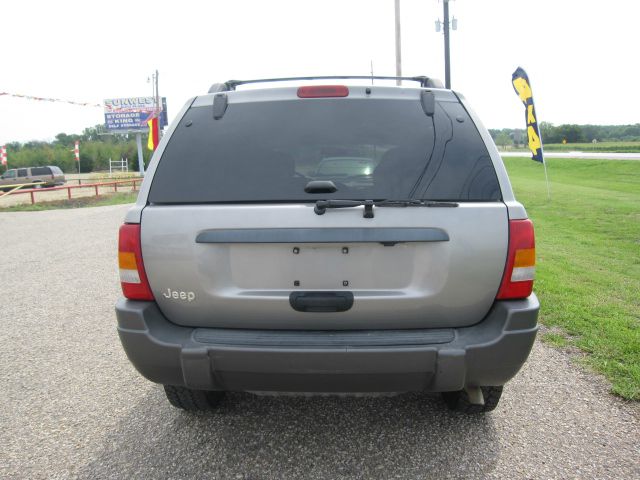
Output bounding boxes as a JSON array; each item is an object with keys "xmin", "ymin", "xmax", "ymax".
[{"xmin": 208, "ymin": 75, "xmax": 444, "ymax": 93}]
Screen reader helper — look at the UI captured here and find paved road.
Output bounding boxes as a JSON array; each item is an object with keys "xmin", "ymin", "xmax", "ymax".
[{"xmin": 1, "ymin": 205, "xmax": 638, "ymax": 479}]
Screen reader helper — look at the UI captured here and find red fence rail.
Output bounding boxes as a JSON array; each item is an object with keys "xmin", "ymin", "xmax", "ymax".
[{"xmin": 1, "ymin": 179, "xmax": 141, "ymax": 205}]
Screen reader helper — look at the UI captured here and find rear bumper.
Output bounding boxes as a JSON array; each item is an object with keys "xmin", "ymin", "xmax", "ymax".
[{"xmin": 115, "ymin": 294, "xmax": 539, "ymax": 393}]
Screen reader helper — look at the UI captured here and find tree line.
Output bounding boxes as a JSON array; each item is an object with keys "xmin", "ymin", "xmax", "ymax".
[
  {"xmin": 489, "ymin": 122, "xmax": 640, "ymax": 147},
  {"xmin": 1, "ymin": 125, "xmax": 153, "ymax": 174}
]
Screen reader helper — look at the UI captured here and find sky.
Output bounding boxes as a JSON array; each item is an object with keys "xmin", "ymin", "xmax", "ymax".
[{"xmin": 1, "ymin": 0, "xmax": 639, "ymax": 144}]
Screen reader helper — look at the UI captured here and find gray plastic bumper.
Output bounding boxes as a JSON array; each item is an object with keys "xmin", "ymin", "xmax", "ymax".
[{"xmin": 116, "ymin": 294, "xmax": 539, "ymax": 393}]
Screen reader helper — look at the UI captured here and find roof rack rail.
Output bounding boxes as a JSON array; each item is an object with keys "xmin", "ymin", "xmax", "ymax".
[{"xmin": 208, "ymin": 75, "xmax": 444, "ymax": 93}]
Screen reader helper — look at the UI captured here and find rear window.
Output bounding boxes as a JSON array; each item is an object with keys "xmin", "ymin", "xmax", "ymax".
[
  {"xmin": 149, "ymin": 97, "xmax": 500, "ymax": 204},
  {"xmin": 31, "ymin": 167, "xmax": 51, "ymax": 176}
]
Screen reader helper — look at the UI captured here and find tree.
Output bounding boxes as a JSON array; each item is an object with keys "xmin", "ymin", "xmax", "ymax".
[
  {"xmin": 623, "ymin": 125, "xmax": 640, "ymax": 138},
  {"xmin": 539, "ymin": 122, "xmax": 560, "ymax": 143},
  {"xmin": 55, "ymin": 133, "xmax": 72, "ymax": 145},
  {"xmin": 556, "ymin": 124, "xmax": 586, "ymax": 143},
  {"xmin": 495, "ymin": 132, "xmax": 512, "ymax": 149}
]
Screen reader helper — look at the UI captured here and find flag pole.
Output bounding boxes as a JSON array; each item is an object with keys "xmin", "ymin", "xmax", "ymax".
[
  {"xmin": 1, "ymin": 145, "xmax": 7, "ymax": 171},
  {"xmin": 534, "ymin": 81, "xmax": 550, "ymax": 200},
  {"xmin": 541, "ymin": 150, "xmax": 551, "ymax": 201},
  {"xmin": 74, "ymin": 141, "xmax": 81, "ymax": 174},
  {"xmin": 537, "ymin": 128, "xmax": 551, "ymax": 200}
]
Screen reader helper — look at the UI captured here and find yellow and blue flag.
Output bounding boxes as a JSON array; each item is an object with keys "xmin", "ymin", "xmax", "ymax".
[{"xmin": 512, "ymin": 67, "xmax": 544, "ymax": 163}]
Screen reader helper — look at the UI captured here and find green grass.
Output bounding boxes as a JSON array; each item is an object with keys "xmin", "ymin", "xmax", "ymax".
[
  {"xmin": 501, "ymin": 141, "xmax": 640, "ymax": 153},
  {"xmin": 503, "ymin": 157, "xmax": 640, "ymax": 400},
  {"xmin": 0, "ymin": 191, "xmax": 137, "ymax": 212},
  {"xmin": 543, "ymin": 141, "xmax": 640, "ymax": 153}
]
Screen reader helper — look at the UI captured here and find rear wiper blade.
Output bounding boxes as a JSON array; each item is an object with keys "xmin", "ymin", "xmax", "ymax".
[
  {"xmin": 314, "ymin": 199, "xmax": 458, "ymax": 218},
  {"xmin": 376, "ymin": 199, "xmax": 459, "ymax": 208}
]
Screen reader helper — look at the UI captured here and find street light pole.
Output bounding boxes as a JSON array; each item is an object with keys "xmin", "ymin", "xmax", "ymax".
[
  {"xmin": 443, "ymin": 0, "xmax": 451, "ymax": 89},
  {"xmin": 138, "ymin": 69, "xmax": 160, "ymax": 177}
]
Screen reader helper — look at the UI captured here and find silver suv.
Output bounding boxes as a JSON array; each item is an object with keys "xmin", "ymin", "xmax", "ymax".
[
  {"xmin": 116, "ymin": 76, "xmax": 539, "ymax": 414},
  {"xmin": 0, "ymin": 165, "xmax": 65, "ymax": 190}
]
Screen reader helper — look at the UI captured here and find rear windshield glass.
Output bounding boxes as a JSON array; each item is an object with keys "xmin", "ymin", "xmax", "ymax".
[{"xmin": 149, "ymin": 97, "xmax": 500, "ymax": 203}]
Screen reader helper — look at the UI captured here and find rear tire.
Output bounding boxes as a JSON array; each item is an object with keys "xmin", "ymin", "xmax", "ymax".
[
  {"xmin": 163, "ymin": 385, "xmax": 225, "ymax": 411},
  {"xmin": 442, "ymin": 386, "xmax": 503, "ymax": 414}
]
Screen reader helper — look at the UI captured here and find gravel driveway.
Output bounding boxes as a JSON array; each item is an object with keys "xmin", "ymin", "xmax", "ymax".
[{"xmin": 1, "ymin": 205, "xmax": 638, "ymax": 479}]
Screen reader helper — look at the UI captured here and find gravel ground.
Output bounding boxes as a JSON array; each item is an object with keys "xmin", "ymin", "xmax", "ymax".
[{"xmin": 1, "ymin": 205, "xmax": 638, "ymax": 479}]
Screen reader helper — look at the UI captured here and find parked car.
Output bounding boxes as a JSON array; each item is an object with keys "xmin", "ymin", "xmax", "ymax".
[
  {"xmin": 116, "ymin": 76, "xmax": 539, "ymax": 414},
  {"xmin": 0, "ymin": 166, "xmax": 65, "ymax": 190},
  {"xmin": 313, "ymin": 156, "xmax": 378, "ymax": 188}
]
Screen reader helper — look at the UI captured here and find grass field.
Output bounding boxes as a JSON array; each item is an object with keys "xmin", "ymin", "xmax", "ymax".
[
  {"xmin": 543, "ymin": 141, "xmax": 640, "ymax": 153},
  {"xmin": 502, "ymin": 141, "xmax": 640, "ymax": 153},
  {"xmin": 503, "ymin": 157, "xmax": 640, "ymax": 400}
]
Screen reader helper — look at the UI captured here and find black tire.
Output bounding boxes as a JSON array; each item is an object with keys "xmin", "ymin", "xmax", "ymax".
[
  {"xmin": 442, "ymin": 386, "xmax": 503, "ymax": 414},
  {"xmin": 163, "ymin": 385, "xmax": 225, "ymax": 411}
]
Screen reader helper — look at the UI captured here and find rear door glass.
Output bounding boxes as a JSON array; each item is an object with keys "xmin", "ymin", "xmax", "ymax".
[
  {"xmin": 31, "ymin": 167, "xmax": 51, "ymax": 175},
  {"xmin": 17, "ymin": 169, "xmax": 28, "ymax": 177},
  {"xmin": 149, "ymin": 97, "xmax": 500, "ymax": 204}
]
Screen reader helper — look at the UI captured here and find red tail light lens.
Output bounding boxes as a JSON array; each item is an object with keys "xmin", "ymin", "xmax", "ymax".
[
  {"xmin": 496, "ymin": 219, "xmax": 535, "ymax": 300},
  {"xmin": 297, "ymin": 85, "xmax": 349, "ymax": 98},
  {"xmin": 118, "ymin": 224, "xmax": 154, "ymax": 300}
]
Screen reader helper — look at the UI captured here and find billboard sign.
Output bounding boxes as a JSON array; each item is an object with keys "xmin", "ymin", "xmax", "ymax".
[{"xmin": 103, "ymin": 97, "xmax": 168, "ymax": 132}]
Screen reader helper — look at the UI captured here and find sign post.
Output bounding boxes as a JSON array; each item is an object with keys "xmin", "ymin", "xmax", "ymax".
[{"xmin": 136, "ymin": 133, "xmax": 145, "ymax": 176}]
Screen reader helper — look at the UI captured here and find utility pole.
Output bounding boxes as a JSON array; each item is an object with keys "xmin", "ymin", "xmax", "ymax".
[
  {"xmin": 154, "ymin": 69, "xmax": 160, "ymax": 126},
  {"xmin": 137, "ymin": 69, "xmax": 160, "ymax": 177},
  {"xmin": 443, "ymin": 0, "xmax": 451, "ymax": 88},
  {"xmin": 394, "ymin": 0, "xmax": 402, "ymax": 85}
]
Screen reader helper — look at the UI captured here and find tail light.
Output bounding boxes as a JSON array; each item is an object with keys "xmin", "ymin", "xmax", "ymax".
[
  {"xmin": 118, "ymin": 224, "xmax": 154, "ymax": 300},
  {"xmin": 297, "ymin": 85, "xmax": 349, "ymax": 98},
  {"xmin": 496, "ymin": 219, "xmax": 535, "ymax": 300}
]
